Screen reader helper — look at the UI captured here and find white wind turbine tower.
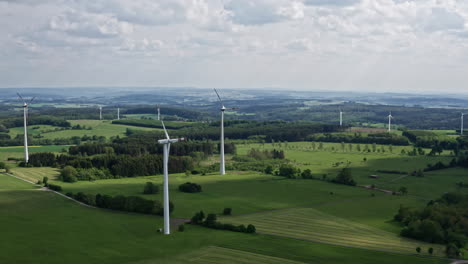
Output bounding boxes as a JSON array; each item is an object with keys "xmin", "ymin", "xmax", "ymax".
[
  {"xmin": 157, "ymin": 105, "xmax": 161, "ymax": 121},
  {"xmin": 214, "ymin": 89, "xmax": 238, "ymax": 175},
  {"xmin": 158, "ymin": 120, "xmax": 184, "ymax": 235},
  {"xmin": 17, "ymin": 93, "xmax": 35, "ymax": 164},
  {"xmin": 99, "ymin": 106, "xmax": 103, "ymax": 120},
  {"xmin": 117, "ymin": 107, "xmax": 120, "ymax": 120},
  {"xmin": 388, "ymin": 112, "xmax": 393, "ymax": 132},
  {"xmin": 339, "ymin": 108, "xmax": 343, "ymax": 127},
  {"xmin": 461, "ymin": 113, "xmax": 465, "ymax": 135}
]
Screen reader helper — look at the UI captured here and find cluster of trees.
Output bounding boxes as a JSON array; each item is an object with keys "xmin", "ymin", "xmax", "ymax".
[
  {"xmin": 69, "ymin": 137, "xmax": 219, "ymax": 157},
  {"xmin": 124, "ymin": 106, "xmax": 205, "ymax": 120},
  {"xmin": 394, "ymin": 193, "xmax": 468, "ymax": 257},
  {"xmin": 176, "ymin": 121, "xmax": 341, "ymax": 143},
  {"xmin": 247, "ymin": 148, "xmax": 285, "ymax": 160},
  {"xmin": 307, "ymin": 132, "xmax": 410, "ymax": 146},
  {"xmin": 179, "ymin": 182, "xmax": 202, "ymax": 193},
  {"xmin": 112, "ymin": 119, "xmax": 192, "ymax": 129},
  {"xmin": 191, "ymin": 211, "xmax": 256, "ymax": 234},
  {"xmin": 66, "ymin": 191, "xmax": 172, "ymax": 215},
  {"xmin": 0, "ymin": 115, "xmax": 70, "ymax": 128},
  {"xmin": 331, "ymin": 168, "xmax": 356, "ymax": 186}
]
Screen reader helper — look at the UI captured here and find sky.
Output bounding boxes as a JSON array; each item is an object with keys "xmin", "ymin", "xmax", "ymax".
[{"xmin": 1, "ymin": 0, "xmax": 468, "ymax": 93}]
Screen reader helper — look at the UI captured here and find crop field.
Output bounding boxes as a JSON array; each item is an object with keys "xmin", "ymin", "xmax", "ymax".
[{"xmin": 221, "ymin": 207, "xmax": 445, "ymax": 256}]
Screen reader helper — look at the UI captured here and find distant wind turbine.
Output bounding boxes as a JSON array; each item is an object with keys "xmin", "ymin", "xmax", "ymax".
[
  {"xmin": 461, "ymin": 113, "xmax": 465, "ymax": 135},
  {"xmin": 158, "ymin": 120, "xmax": 184, "ymax": 235},
  {"xmin": 157, "ymin": 105, "xmax": 161, "ymax": 121},
  {"xmin": 99, "ymin": 106, "xmax": 102, "ymax": 120},
  {"xmin": 214, "ymin": 89, "xmax": 238, "ymax": 175},
  {"xmin": 339, "ymin": 108, "xmax": 343, "ymax": 127},
  {"xmin": 117, "ymin": 107, "xmax": 120, "ymax": 120},
  {"xmin": 17, "ymin": 93, "xmax": 35, "ymax": 164},
  {"xmin": 388, "ymin": 112, "xmax": 393, "ymax": 132}
]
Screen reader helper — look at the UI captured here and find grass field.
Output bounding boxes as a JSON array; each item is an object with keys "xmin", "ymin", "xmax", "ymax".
[
  {"xmin": 0, "ymin": 186, "xmax": 449, "ymax": 264},
  {"xmin": 221, "ymin": 207, "xmax": 445, "ymax": 256},
  {"xmin": 8, "ymin": 120, "xmax": 158, "ymax": 140},
  {"xmin": 0, "ymin": 145, "xmax": 69, "ymax": 162},
  {"xmin": 0, "ymin": 173, "xmax": 38, "ymax": 189}
]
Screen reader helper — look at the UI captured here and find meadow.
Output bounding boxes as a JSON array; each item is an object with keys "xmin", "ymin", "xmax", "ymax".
[
  {"xmin": 3, "ymin": 135, "xmax": 467, "ymax": 262},
  {"xmin": 0, "ymin": 185, "xmax": 449, "ymax": 264},
  {"xmin": 8, "ymin": 120, "xmax": 158, "ymax": 140}
]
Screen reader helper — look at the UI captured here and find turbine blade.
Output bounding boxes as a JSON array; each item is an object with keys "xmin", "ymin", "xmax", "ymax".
[
  {"xmin": 161, "ymin": 120, "xmax": 170, "ymax": 140},
  {"xmin": 214, "ymin": 88, "xmax": 223, "ymax": 105},
  {"xmin": 17, "ymin": 92, "xmax": 25, "ymax": 103},
  {"xmin": 29, "ymin": 97, "xmax": 36, "ymax": 104}
]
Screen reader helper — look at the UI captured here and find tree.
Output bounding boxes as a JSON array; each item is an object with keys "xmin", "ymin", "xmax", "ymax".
[
  {"xmin": 332, "ymin": 168, "xmax": 356, "ymax": 186},
  {"xmin": 264, "ymin": 165, "xmax": 273, "ymax": 175},
  {"xmin": 428, "ymin": 247, "xmax": 433, "ymax": 255},
  {"xmin": 60, "ymin": 166, "xmax": 78, "ymax": 183},
  {"xmin": 311, "ymin": 142, "xmax": 316, "ymax": 151},
  {"xmin": 318, "ymin": 142, "xmax": 323, "ymax": 150},
  {"xmin": 204, "ymin": 214, "xmax": 217, "ymax": 228},
  {"xmin": 179, "ymin": 182, "xmax": 202, "ymax": 193},
  {"xmin": 143, "ymin": 182, "xmax": 159, "ymax": 194},
  {"xmin": 301, "ymin": 169, "xmax": 313, "ymax": 179},
  {"xmin": 178, "ymin": 224, "xmax": 185, "ymax": 232},
  {"xmin": 246, "ymin": 224, "xmax": 256, "ymax": 233},
  {"xmin": 356, "ymin": 144, "xmax": 361, "ymax": 152},
  {"xmin": 416, "ymin": 247, "xmax": 421, "ymax": 254},
  {"xmin": 278, "ymin": 164, "xmax": 300, "ymax": 178},
  {"xmin": 399, "ymin": 186, "xmax": 408, "ymax": 195},
  {"xmin": 42, "ymin": 176, "xmax": 49, "ymax": 185},
  {"xmin": 372, "ymin": 143, "xmax": 377, "ymax": 152},
  {"xmin": 223, "ymin": 208, "xmax": 232, "ymax": 215},
  {"xmin": 348, "ymin": 143, "xmax": 353, "ymax": 152}
]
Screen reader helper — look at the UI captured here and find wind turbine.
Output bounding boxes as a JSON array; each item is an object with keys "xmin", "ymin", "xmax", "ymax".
[
  {"xmin": 461, "ymin": 113, "xmax": 465, "ymax": 135},
  {"xmin": 157, "ymin": 105, "xmax": 161, "ymax": 121},
  {"xmin": 17, "ymin": 93, "xmax": 35, "ymax": 164},
  {"xmin": 99, "ymin": 106, "xmax": 102, "ymax": 120},
  {"xmin": 117, "ymin": 107, "xmax": 120, "ymax": 120},
  {"xmin": 388, "ymin": 112, "xmax": 393, "ymax": 132},
  {"xmin": 158, "ymin": 120, "xmax": 184, "ymax": 235},
  {"xmin": 214, "ymin": 89, "xmax": 238, "ymax": 175},
  {"xmin": 339, "ymin": 108, "xmax": 343, "ymax": 127}
]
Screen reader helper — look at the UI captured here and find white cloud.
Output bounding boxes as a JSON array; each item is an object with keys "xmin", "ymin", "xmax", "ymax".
[
  {"xmin": 224, "ymin": 0, "xmax": 305, "ymax": 25},
  {"xmin": 1, "ymin": 0, "xmax": 468, "ymax": 92}
]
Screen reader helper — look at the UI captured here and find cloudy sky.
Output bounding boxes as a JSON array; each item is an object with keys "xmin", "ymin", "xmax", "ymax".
[{"xmin": 1, "ymin": 0, "xmax": 468, "ymax": 93}]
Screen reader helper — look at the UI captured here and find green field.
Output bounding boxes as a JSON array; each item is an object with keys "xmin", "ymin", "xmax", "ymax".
[
  {"xmin": 0, "ymin": 187, "xmax": 449, "ymax": 264},
  {"xmin": 0, "ymin": 173, "xmax": 38, "ymax": 189},
  {"xmin": 8, "ymin": 120, "xmax": 158, "ymax": 140},
  {"xmin": 0, "ymin": 145, "xmax": 69, "ymax": 161},
  {"xmin": 3, "ymin": 137, "xmax": 466, "ymax": 263},
  {"xmin": 222, "ymin": 207, "xmax": 444, "ymax": 256}
]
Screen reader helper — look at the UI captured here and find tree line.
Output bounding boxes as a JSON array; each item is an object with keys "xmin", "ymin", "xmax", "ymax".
[{"xmin": 394, "ymin": 192, "xmax": 468, "ymax": 257}]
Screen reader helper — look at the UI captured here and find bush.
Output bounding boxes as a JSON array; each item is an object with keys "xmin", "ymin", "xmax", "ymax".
[
  {"xmin": 60, "ymin": 166, "xmax": 78, "ymax": 183},
  {"xmin": 42, "ymin": 176, "xmax": 48, "ymax": 185},
  {"xmin": 143, "ymin": 182, "xmax": 159, "ymax": 194},
  {"xmin": 179, "ymin": 182, "xmax": 202, "ymax": 193},
  {"xmin": 47, "ymin": 184, "xmax": 62, "ymax": 192},
  {"xmin": 246, "ymin": 224, "xmax": 256, "ymax": 233},
  {"xmin": 178, "ymin": 224, "xmax": 185, "ymax": 232},
  {"xmin": 301, "ymin": 169, "xmax": 313, "ymax": 179},
  {"xmin": 223, "ymin": 208, "xmax": 232, "ymax": 215},
  {"xmin": 332, "ymin": 168, "xmax": 356, "ymax": 186}
]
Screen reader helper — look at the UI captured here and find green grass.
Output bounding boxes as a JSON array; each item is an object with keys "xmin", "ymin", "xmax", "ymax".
[
  {"xmin": 8, "ymin": 120, "xmax": 158, "ymax": 141},
  {"xmin": 0, "ymin": 173, "xmax": 37, "ymax": 189},
  {"xmin": 11, "ymin": 167, "xmax": 60, "ymax": 183},
  {"xmin": 221, "ymin": 207, "xmax": 445, "ymax": 256},
  {"xmin": 0, "ymin": 145, "xmax": 69, "ymax": 162},
  {"xmin": 185, "ymin": 246, "xmax": 306, "ymax": 264},
  {"xmin": 0, "ymin": 189, "xmax": 449, "ymax": 264}
]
